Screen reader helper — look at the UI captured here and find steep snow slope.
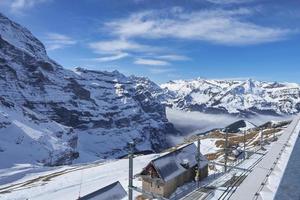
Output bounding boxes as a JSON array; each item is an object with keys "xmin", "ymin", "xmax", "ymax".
[
  {"xmin": 0, "ymin": 13, "xmax": 178, "ymax": 167},
  {"xmin": 161, "ymin": 78, "xmax": 300, "ymax": 116},
  {"xmin": 0, "ymin": 105, "xmax": 77, "ymax": 169},
  {"xmin": 0, "ymin": 13, "xmax": 48, "ymax": 60}
]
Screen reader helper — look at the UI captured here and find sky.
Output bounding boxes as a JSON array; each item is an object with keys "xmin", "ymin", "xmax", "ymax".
[{"xmin": 0, "ymin": 0, "xmax": 299, "ymax": 84}]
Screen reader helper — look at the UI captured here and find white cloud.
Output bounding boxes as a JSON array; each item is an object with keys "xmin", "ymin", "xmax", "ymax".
[
  {"xmin": 5, "ymin": 0, "xmax": 49, "ymax": 13},
  {"xmin": 158, "ymin": 54, "xmax": 190, "ymax": 61},
  {"xmin": 205, "ymin": 0, "xmax": 254, "ymax": 4},
  {"xmin": 92, "ymin": 53, "xmax": 129, "ymax": 62},
  {"xmin": 104, "ymin": 7, "xmax": 293, "ymax": 45},
  {"xmin": 134, "ymin": 58, "xmax": 170, "ymax": 66},
  {"xmin": 88, "ymin": 39, "xmax": 153, "ymax": 54},
  {"xmin": 45, "ymin": 33, "xmax": 77, "ymax": 50}
]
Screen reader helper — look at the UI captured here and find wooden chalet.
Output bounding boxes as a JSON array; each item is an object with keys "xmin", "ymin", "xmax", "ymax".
[{"xmin": 139, "ymin": 143, "xmax": 208, "ymax": 198}]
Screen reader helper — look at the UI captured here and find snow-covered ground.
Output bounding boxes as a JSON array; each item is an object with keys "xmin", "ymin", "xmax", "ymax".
[
  {"xmin": 0, "ymin": 154, "xmax": 157, "ymax": 200},
  {"xmin": 196, "ymin": 138, "xmax": 221, "ymax": 155},
  {"xmin": 0, "ymin": 136, "xmax": 223, "ymax": 200},
  {"xmin": 0, "ymin": 115, "xmax": 296, "ymax": 200},
  {"xmin": 0, "ymin": 134, "xmax": 263, "ymax": 200}
]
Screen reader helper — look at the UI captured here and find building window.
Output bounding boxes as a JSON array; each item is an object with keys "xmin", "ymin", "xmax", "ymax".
[
  {"xmin": 157, "ymin": 185, "xmax": 160, "ymax": 189},
  {"xmin": 150, "ymin": 182, "xmax": 152, "ymax": 187}
]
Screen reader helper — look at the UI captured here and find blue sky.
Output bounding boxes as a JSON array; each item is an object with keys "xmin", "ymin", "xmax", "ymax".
[{"xmin": 0, "ymin": 0, "xmax": 299, "ymax": 84}]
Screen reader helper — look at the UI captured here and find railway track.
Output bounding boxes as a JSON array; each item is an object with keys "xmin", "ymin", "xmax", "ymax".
[
  {"xmin": 217, "ymin": 151, "xmax": 266, "ymax": 200},
  {"xmin": 180, "ymin": 147, "xmax": 266, "ymax": 200}
]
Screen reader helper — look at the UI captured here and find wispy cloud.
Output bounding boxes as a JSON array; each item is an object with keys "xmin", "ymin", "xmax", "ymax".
[
  {"xmin": 45, "ymin": 33, "xmax": 77, "ymax": 50},
  {"xmin": 134, "ymin": 58, "xmax": 170, "ymax": 66},
  {"xmin": 3, "ymin": 0, "xmax": 50, "ymax": 13},
  {"xmin": 88, "ymin": 39, "xmax": 150, "ymax": 54},
  {"xmin": 91, "ymin": 53, "xmax": 129, "ymax": 62},
  {"xmin": 104, "ymin": 7, "xmax": 293, "ymax": 45},
  {"xmin": 134, "ymin": 57, "xmax": 175, "ymax": 74},
  {"xmin": 205, "ymin": 0, "xmax": 254, "ymax": 4},
  {"xmin": 158, "ymin": 54, "xmax": 190, "ymax": 61}
]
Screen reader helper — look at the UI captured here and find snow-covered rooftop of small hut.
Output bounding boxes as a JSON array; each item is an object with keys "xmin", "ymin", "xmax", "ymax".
[
  {"xmin": 79, "ymin": 181, "xmax": 126, "ymax": 200},
  {"xmin": 150, "ymin": 143, "xmax": 208, "ymax": 182}
]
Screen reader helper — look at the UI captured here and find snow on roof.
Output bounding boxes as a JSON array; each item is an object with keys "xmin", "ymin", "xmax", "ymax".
[
  {"xmin": 79, "ymin": 181, "xmax": 127, "ymax": 200},
  {"xmin": 239, "ymin": 120, "xmax": 256, "ymax": 131},
  {"xmin": 150, "ymin": 143, "xmax": 208, "ymax": 182}
]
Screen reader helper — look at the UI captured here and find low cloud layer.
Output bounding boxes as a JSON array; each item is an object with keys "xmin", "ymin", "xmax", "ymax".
[
  {"xmin": 166, "ymin": 108, "xmax": 239, "ymax": 134},
  {"xmin": 166, "ymin": 108, "xmax": 292, "ymax": 144}
]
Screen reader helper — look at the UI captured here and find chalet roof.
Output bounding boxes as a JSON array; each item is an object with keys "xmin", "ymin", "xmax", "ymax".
[
  {"xmin": 79, "ymin": 181, "xmax": 127, "ymax": 200},
  {"xmin": 150, "ymin": 143, "xmax": 208, "ymax": 182}
]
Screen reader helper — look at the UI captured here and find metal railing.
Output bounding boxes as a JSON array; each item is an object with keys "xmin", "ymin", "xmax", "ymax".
[{"xmin": 253, "ymin": 115, "xmax": 300, "ymax": 200}]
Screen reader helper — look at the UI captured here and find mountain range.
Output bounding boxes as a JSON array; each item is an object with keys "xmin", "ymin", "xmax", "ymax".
[{"xmin": 161, "ymin": 78, "xmax": 300, "ymax": 117}]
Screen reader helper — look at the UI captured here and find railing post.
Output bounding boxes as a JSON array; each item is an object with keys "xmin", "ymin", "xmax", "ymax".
[
  {"xmin": 260, "ymin": 129, "xmax": 264, "ymax": 149},
  {"xmin": 224, "ymin": 129, "xmax": 228, "ymax": 173},
  {"xmin": 196, "ymin": 137, "xmax": 201, "ymax": 188},
  {"xmin": 128, "ymin": 141, "xmax": 134, "ymax": 200},
  {"xmin": 244, "ymin": 130, "xmax": 246, "ymax": 160}
]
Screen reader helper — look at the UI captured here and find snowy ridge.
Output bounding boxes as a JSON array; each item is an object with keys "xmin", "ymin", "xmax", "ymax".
[
  {"xmin": 0, "ymin": 13, "xmax": 48, "ymax": 61},
  {"xmin": 161, "ymin": 78, "xmax": 300, "ymax": 116}
]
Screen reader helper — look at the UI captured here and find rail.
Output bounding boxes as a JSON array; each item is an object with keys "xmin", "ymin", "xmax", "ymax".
[
  {"xmin": 252, "ymin": 115, "xmax": 300, "ymax": 200},
  {"xmin": 230, "ymin": 115, "xmax": 300, "ymax": 200}
]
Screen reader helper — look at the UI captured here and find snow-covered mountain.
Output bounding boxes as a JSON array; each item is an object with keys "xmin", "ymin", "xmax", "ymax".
[
  {"xmin": 0, "ymin": 13, "xmax": 178, "ymax": 167},
  {"xmin": 161, "ymin": 78, "xmax": 300, "ymax": 116}
]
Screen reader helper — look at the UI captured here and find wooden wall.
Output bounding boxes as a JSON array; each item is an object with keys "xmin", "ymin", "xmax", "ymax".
[{"xmin": 141, "ymin": 164, "xmax": 209, "ymax": 198}]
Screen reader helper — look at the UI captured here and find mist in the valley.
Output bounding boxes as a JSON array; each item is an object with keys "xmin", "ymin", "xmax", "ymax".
[{"xmin": 166, "ymin": 108, "xmax": 293, "ymax": 145}]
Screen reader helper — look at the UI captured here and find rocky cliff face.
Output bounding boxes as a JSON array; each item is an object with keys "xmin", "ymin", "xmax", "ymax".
[
  {"xmin": 0, "ymin": 13, "xmax": 178, "ymax": 167},
  {"xmin": 161, "ymin": 78, "xmax": 300, "ymax": 117}
]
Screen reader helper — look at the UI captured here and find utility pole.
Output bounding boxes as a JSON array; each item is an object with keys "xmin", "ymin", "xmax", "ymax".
[
  {"xmin": 260, "ymin": 129, "xmax": 264, "ymax": 149},
  {"xmin": 243, "ymin": 130, "xmax": 246, "ymax": 160},
  {"xmin": 196, "ymin": 137, "xmax": 201, "ymax": 188},
  {"xmin": 224, "ymin": 129, "xmax": 228, "ymax": 173},
  {"xmin": 128, "ymin": 141, "xmax": 134, "ymax": 200}
]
